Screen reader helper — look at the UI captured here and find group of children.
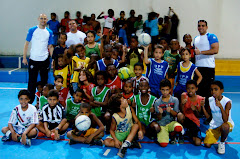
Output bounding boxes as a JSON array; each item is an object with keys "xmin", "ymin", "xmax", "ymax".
[{"xmin": 1, "ymin": 28, "xmax": 234, "ymax": 157}]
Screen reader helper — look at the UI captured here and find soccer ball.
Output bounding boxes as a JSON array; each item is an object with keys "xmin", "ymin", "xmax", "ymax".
[
  {"xmin": 118, "ymin": 67, "xmax": 131, "ymax": 80},
  {"xmin": 75, "ymin": 115, "xmax": 91, "ymax": 131},
  {"xmin": 138, "ymin": 33, "xmax": 151, "ymax": 46}
]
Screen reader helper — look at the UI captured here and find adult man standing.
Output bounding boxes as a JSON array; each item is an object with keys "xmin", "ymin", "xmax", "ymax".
[
  {"xmin": 23, "ymin": 14, "xmax": 54, "ymax": 103},
  {"xmin": 65, "ymin": 20, "xmax": 86, "ymax": 47},
  {"xmin": 194, "ymin": 20, "xmax": 219, "ymax": 98}
]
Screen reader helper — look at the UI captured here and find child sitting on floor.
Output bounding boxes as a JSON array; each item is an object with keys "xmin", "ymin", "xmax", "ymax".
[
  {"xmin": 67, "ymin": 103, "xmax": 104, "ymax": 145},
  {"xmin": 39, "ymin": 90, "xmax": 68, "ymax": 140},
  {"xmin": 1, "ymin": 90, "xmax": 38, "ymax": 146},
  {"xmin": 132, "ymin": 80, "xmax": 159, "ymax": 139},
  {"xmin": 104, "ymin": 93, "xmax": 143, "ymax": 158}
]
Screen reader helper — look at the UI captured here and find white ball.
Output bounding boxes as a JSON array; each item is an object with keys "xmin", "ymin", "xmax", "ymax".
[
  {"xmin": 75, "ymin": 115, "xmax": 91, "ymax": 131},
  {"xmin": 138, "ymin": 33, "xmax": 151, "ymax": 46}
]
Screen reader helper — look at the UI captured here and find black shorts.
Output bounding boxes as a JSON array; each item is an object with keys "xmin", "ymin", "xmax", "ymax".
[{"xmin": 183, "ymin": 117, "xmax": 202, "ymax": 140}]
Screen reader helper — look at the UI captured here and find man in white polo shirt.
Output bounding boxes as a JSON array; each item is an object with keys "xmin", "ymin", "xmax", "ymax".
[
  {"xmin": 194, "ymin": 20, "xmax": 219, "ymax": 98},
  {"xmin": 22, "ymin": 14, "xmax": 54, "ymax": 103},
  {"xmin": 65, "ymin": 20, "xmax": 86, "ymax": 47}
]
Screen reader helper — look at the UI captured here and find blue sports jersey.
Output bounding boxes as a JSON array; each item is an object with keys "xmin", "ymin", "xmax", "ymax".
[
  {"xmin": 47, "ymin": 20, "xmax": 60, "ymax": 34},
  {"xmin": 176, "ymin": 62, "xmax": 197, "ymax": 86},
  {"xmin": 146, "ymin": 59, "xmax": 169, "ymax": 88},
  {"xmin": 96, "ymin": 58, "xmax": 119, "ymax": 71},
  {"xmin": 174, "ymin": 62, "xmax": 197, "ymax": 95}
]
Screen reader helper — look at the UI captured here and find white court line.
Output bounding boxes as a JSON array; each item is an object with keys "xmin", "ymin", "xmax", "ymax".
[
  {"xmin": 8, "ymin": 68, "xmax": 21, "ymax": 75},
  {"xmin": 0, "ymin": 87, "xmax": 27, "ymax": 90},
  {"xmin": 103, "ymin": 149, "xmax": 111, "ymax": 156}
]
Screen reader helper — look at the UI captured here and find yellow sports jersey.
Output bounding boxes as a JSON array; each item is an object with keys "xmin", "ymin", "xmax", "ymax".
[
  {"xmin": 71, "ymin": 56, "xmax": 90, "ymax": 83},
  {"xmin": 112, "ymin": 106, "xmax": 133, "ymax": 133},
  {"xmin": 54, "ymin": 65, "xmax": 68, "ymax": 88},
  {"xmin": 127, "ymin": 48, "xmax": 146, "ymax": 76}
]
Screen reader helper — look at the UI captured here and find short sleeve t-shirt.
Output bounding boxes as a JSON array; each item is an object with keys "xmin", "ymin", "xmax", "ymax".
[
  {"xmin": 8, "ymin": 104, "xmax": 39, "ymax": 134},
  {"xmin": 193, "ymin": 33, "xmax": 218, "ymax": 68},
  {"xmin": 154, "ymin": 95, "xmax": 179, "ymax": 126},
  {"xmin": 104, "ymin": 16, "xmax": 115, "ymax": 29},
  {"xmin": 26, "ymin": 26, "xmax": 53, "ymax": 61},
  {"xmin": 66, "ymin": 31, "xmax": 86, "ymax": 47}
]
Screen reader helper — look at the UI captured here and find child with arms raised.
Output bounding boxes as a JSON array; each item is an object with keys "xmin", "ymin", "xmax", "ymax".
[
  {"xmin": 178, "ymin": 80, "xmax": 205, "ymax": 146},
  {"xmin": 2, "ymin": 90, "xmax": 38, "ymax": 146},
  {"xmin": 154, "ymin": 79, "xmax": 183, "ymax": 147},
  {"xmin": 67, "ymin": 103, "xmax": 105, "ymax": 145},
  {"xmin": 132, "ymin": 80, "xmax": 159, "ymax": 139},
  {"xmin": 104, "ymin": 93, "xmax": 143, "ymax": 158},
  {"xmin": 144, "ymin": 45, "xmax": 169, "ymax": 98},
  {"xmin": 173, "ymin": 47, "xmax": 202, "ymax": 102},
  {"xmin": 203, "ymin": 81, "xmax": 234, "ymax": 154}
]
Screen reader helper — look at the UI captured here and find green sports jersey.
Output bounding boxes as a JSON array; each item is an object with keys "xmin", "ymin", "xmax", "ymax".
[
  {"xmin": 91, "ymin": 86, "xmax": 110, "ymax": 117},
  {"xmin": 164, "ymin": 50, "xmax": 181, "ymax": 77},
  {"xmin": 66, "ymin": 98, "xmax": 81, "ymax": 121},
  {"xmin": 135, "ymin": 94, "xmax": 156, "ymax": 126},
  {"xmin": 39, "ymin": 96, "xmax": 48, "ymax": 110}
]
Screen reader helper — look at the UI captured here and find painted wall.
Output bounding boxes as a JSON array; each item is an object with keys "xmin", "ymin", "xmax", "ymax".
[{"xmin": 0, "ymin": 0, "xmax": 239, "ymax": 58}]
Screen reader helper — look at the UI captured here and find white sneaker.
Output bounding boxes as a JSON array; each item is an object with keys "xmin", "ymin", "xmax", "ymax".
[{"xmin": 218, "ymin": 142, "xmax": 225, "ymax": 154}]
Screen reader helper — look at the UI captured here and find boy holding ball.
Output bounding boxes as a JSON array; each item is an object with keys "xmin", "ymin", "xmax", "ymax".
[{"xmin": 67, "ymin": 103, "xmax": 104, "ymax": 145}]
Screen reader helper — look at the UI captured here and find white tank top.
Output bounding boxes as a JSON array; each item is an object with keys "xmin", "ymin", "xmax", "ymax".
[{"xmin": 209, "ymin": 96, "xmax": 234, "ymax": 129}]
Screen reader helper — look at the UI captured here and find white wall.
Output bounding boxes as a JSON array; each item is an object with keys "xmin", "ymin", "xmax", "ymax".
[{"xmin": 0, "ymin": 0, "xmax": 239, "ymax": 58}]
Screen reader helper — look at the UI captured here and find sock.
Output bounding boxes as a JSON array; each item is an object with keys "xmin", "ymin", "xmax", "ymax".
[
  {"xmin": 5, "ymin": 130, "xmax": 11, "ymax": 137},
  {"xmin": 122, "ymin": 140, "xmax": 131, "ymax": 148}
]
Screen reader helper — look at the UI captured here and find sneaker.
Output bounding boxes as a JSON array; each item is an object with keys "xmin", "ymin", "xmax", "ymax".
[
  {"xmin": 170, "ymin": 134, "xmax": 177, "ymax": 144},
  {"xmin": 51, "ymin": 132, "xmax": 55, "ymax": 140},
  {"xmin": 90, "ymin": 139, "xmax": 103, "ymax": 146},
  {"xmin": 117, "ymin": 147, "xmax": 127, "ymax": 158},
  {"xmin": 178, "ymin": 135, "xmax": 184, "ymax": 144},
  {"xmin": 218, "ymin": 142, "xmax": 225, "ymax": 154},
  {"xmin": 26, "ymin": 139, "xmax": 31, "ymax": 146},
  {"xmin": 19, "ymin": 137, "xmax": 31, "ymax": 146},
  {"xmin": 130, "ymin": 140, "xmax": 141, "ymax": 149},
  {"xmin": 1, "ymin": 130, "xmax": 11, "ymax": 142},
  {"xmin": 68, "ymin": 139, "xmax": 77, "ymax": 145}
]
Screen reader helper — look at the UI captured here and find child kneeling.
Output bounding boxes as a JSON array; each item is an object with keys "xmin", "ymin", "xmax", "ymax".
[
  {"xmin": 154, "ymin": 79, "xmax": 183, "ymax": 147},
  {"xmin": 1, "ymin": 90, "xmax": 39, "ymax": 146},
  {"xmin": 203, "ymin": 81, "xmax": 234, "ymax": 154},
  {"xmin": 67, "ymin": 103, "xmax": 105, "ymax": 145},
  {"xmin": 104, "ymin": 93, "xmax": 143, "ymax": 158}
]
